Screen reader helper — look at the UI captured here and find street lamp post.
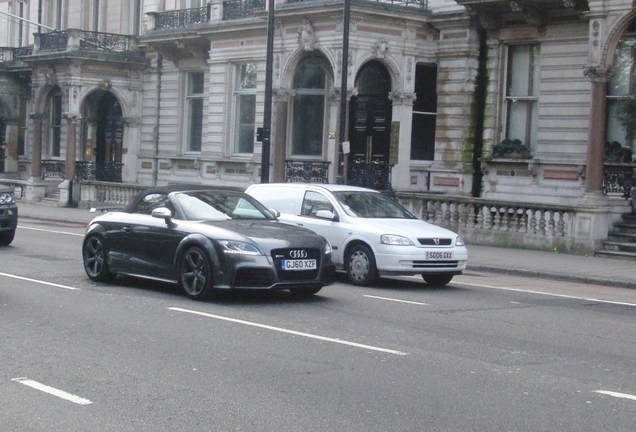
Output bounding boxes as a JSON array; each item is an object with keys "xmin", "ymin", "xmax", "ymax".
[
  {"xmin": 260, "ymin": 0, "xmax": 275, "ymax": 183},
  {"xmin": 339, "ymin": 0, "xmax": 351, "ymax": 183}
]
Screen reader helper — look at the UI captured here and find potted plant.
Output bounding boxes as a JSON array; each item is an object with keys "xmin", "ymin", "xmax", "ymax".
[
  {"xmin": 604, "ymin": 141, "xmax": 633, "ymax": 163},
  {"xmin": 492, "ymin": 138, "xmax": 531, "ymax": 159}
]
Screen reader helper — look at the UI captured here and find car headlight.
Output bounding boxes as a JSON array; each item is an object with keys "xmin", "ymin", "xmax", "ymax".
[
  {"xmin": 218, "ymin": 240, "xmax": 262, "ymax": 256},
  {"xmin": 455, "ymin": 236, "xmax": 464, "ymax": 246},
  {"xmin": 325, "ymin": 241, "xmax": 332, "ymax": 255},
  {"xmin": 381, "ymin": 234, "xmax": 414, "ymax": 246},
  {"xmin": 0, "ymin": 193, "xmax": 14, "ymax": 204}
]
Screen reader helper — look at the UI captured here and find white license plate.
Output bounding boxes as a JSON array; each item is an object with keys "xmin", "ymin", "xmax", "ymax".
[
  {"xmin": 425, "ymin": 251, "xmax": 453, "ymax": 260},
  {"xmin": 281, "ymin": 259, "xmax": 317, "ymax": 271}
]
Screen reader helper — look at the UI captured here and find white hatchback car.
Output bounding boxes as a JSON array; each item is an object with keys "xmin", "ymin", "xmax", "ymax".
[{"xmin": 245, "ymin": 183, "xmax": 468, "ymax": 286}]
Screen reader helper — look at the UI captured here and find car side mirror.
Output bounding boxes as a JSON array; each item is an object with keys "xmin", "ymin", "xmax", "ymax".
[
  {"xmin": 315, "ymin": 209, "xmax": 336, "ymax": 221},
  {"xmin": 152, "ymin": 207, "xmax": 175, "ymax": 227},
  {"xmin": 269, "ymin": 208, "xmax": 281, "ymax": 218}
]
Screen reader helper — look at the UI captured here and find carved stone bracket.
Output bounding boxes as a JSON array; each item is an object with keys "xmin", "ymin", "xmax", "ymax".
[
  {"xmin": 122, "ymin": 117, "xmax": 141, "ymax": 127},
  {"xmin": 388, "ymin": 91, "xmax": 416, "ymax": 106},
  {"xmin": 583, "ymin": 65, "xmax": 614, "ymax": 82},
  {"xmin": 273, "ymin": 88, "xmax": 294, "ymax": 101},
  {"xmin": 373, "ymin": 39, "xmax": 389, "ymax": 59}
]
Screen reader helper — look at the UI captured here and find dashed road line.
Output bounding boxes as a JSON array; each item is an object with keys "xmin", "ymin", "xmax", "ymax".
[
  {"xmin": 12, "ymin": 377, "xmax": 93, "ymax": 405},
  {"xmin": 168, "ymin": 307, "xmax": 408, "ymax": 356}
]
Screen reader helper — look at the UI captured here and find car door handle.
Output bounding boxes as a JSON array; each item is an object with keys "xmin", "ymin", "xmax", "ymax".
[{"xmin": 123, "ymin": 226, "xmax": 132, "ymax": 233}]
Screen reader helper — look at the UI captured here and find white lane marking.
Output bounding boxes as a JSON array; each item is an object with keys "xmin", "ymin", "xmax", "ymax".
[
  {"xmin": 12, "ymin": 377, "xmax": 93, "ymax": 405},
  {"xmin": 455, "ymin": 281, "xmax": 636, "ymax": 307},
  {"xmin": 0, "ymin": 272, "xmax": 79, "ymax": 290},
  {"xmin": 18, "ymin": 225, "xmax": 84, "ymax": 237},
  {"xmin": 594, "ymin": 390, "xmax": 636, "ymax": 401},
  {"xmin": 168, "ymin": 307, "xmax": 408, "ymax": 356},
  {"xmin": 364, "ymin": 295, "xmax": 429, "ymax": 306}
]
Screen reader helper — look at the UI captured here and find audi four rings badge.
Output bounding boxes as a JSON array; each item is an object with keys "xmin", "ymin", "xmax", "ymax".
[{"xmin": 289, "ymin": 250, "xmax": 308, "ymax": 258}]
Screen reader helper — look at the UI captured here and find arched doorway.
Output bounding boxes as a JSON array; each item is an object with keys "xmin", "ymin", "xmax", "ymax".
[
  {"xmin": 81, "ymin": 90, "xmax": 123, "ymax": 182},
  {"xmin": 348, "ymin": 60, "xmax": 393, "ymax": 190}
]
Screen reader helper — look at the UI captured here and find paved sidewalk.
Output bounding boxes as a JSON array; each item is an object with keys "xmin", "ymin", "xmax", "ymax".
[{"xmin": 15, "ymin": 201, "xmax": 636, "ymax": 289}]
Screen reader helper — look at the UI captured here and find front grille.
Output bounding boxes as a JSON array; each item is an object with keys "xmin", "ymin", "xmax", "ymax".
[
  {"xmin": 272, "ymin": 247, "xmax": 321, "ymax": 281},
  {"xmin": 412, "ymin": 260, "xmax": 459, "ymax": 269},
  {"xmin": 418, "ymin": 238, "xmax": 452, "ymax": 246},
  {"xmin": 233, "ymin": 268, "xmax": 274, "ymax": 288}
]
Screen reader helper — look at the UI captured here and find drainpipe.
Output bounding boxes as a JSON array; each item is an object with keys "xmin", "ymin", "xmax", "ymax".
[
  {"xmin": 471, "ymin": 26, "xmax": 488, "ymax": 197},
  {"xmin": 153, "ymin": 54, "xmax": 162, "ymax": 186}
]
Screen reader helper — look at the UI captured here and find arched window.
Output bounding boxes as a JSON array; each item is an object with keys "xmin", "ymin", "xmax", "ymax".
[
  {"xmin": 291, "ymin": 60, "xmax": 327, "ymax": 157},
  {"xmin": 607, "ymin": 21, "xmax": 636, "ymax": 155}
]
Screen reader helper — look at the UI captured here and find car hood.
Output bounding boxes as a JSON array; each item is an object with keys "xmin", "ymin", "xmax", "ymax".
[
  {"xmin": 352, "ymin": 218, "xmax": 459, "ymax": 241},
  {"xmin": 201, "ymin": 219, "xmax": 326, "ymax": 251}
]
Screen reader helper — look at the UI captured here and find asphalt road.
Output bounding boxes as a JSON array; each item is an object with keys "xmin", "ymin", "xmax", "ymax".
[{"xmin": 1, "ymin": 218, "xmax": 636, "ymax": 431}]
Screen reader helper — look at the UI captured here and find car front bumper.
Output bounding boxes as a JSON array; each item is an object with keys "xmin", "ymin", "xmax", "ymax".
[{"xmin": 374, "ymin": 245, "xmax": 468, "ymax": 276}]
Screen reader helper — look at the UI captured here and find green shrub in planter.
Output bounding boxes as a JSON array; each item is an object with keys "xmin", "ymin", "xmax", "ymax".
[{"xmin": 492, "ymin": 139, "xmax": 531, "ymax": 159}]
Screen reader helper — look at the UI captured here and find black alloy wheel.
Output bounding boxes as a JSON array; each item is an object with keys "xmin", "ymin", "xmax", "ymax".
[
  {"xmin": 423, "ymin": 274, "xmax": 454, "ymax": 286},
  {"xmin": 179, "ymin": 246, "xmax": 216, "ymax": 300},
  {"xmin": 83, "ymin": 235, "xmax": 116, "ymax": 282},
  {"xmin": 346, "ymin": 244, "xmax": 378, "ymax": 286}
]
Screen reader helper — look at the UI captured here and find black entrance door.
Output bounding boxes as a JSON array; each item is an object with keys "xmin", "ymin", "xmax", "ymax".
[
  {"xmin": 95, "ymin": 94, "xmax": 123, "ymax": 182},
  {"xmin": 348, "ymin": 61, "xmax": 392, "ymax": 190}
]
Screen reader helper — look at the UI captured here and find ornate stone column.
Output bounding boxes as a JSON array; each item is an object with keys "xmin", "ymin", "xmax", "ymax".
[
  {"xmin": 26, "ymin": 113, "xmax": 46, "ymax": 201},
  {"xmin": 64, "ymin": 114, "xmax": 79, "ymax": 181},
  {"xmin": 271, "ymin": 88, "xmax": 292, "ymax": 183},
  {"xmin": 29, "ymin": 113, "xmax": 45, "ymax": 179},
  {"xmin": 582, "ymin": 66, "xmax": 612, "ymax": 196},
  {"xmin": 3, "ymin": 117, "xmax": 19, "ymax": 174}
]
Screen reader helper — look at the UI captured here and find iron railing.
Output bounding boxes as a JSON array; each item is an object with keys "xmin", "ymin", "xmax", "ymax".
[
  {"xmin": 79, "ymin": 30, "xmax": 129, "ymax": 51},
  {"xmin": 285, "ymin": 160, "xmax": 330, "ymax": 183},
  {"xmin": 223, "ymin": 0, "xmax": 266, "ymax": 20},
  {"xmin": 41, "ymin": 160, "xmax": 65, "ymax": 180},
  {"xmin": 13, "ymin": 46, "xmax": 33, "ymax": 58},
  {"xmin": 287, "ymin": 0, "xmax": 428, "ymax": 6},
  {"xmin": 349, "ymin": 161, "xmax": 392, "ymax": 191},
  {"xmin": 155, "ymin": 6, "xmax": 210, "ymax": 30},
  {"xmin": 39, "ymin": 31, "xmax": 68, "ymax": 51},
  {"xmin": 76, "ymin": 161, "xmax": 123, "ymax": 183},
  {"xmin": 603, "ymin": 163, "xmax": 636, "ymax": 199}
]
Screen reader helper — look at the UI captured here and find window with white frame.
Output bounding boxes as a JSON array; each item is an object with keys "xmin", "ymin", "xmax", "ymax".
[
  {"xmin": 504, "ymin": 45, "xmax": 539, "ymax": 149},
  {"xmin": 291, "ymin": 61, "xmax": 326, "ymax": 157},
  {"xmin": 607, "ymin": 24, "xmax": 636, "ymax": 153},
  {"xmin": 185, "ymin": 72, "xmax": 204, "ymax": 153},
  {"xmin": 233, "ymin": 63, "xmax": 257, "ymax": 154}
]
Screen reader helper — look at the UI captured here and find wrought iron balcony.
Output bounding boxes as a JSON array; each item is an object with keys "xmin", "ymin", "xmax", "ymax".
[
  {"xmin": 285, "ymin": 160, "xmax": 330, "ymax": 183},
  {"xmin": 154, "ymin": 6, "xmax": 210, "ymax": 30},
  {"xmin": 223, "ymin": 0, "xmax": 266, "ymax": 20},
  {"xmin": 37, "ymin": 30, "xmax": 137, "ymax": 54}
]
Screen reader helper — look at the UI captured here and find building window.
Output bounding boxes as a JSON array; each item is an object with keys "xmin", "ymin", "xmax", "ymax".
[
  {"xmin": 185, "ymin": 72, "xmax": 204, "ymax": 153},
  {"xmin": 608, "ymin": 23, "xmax": 636, "ymax": 153},
  {"xmin": 50, "ymin": 94, "xmax": 62, "ymax": 157},
  {"xmin": 504, "ymin": 45, "xmax": 539, "ymax": 149},
  {"xmin": 234, "ymin": 64, "xmax": 257, "ymax": 154},
  {"xmin": 291, "ymin": 61, "xmax": 326, "ymax": 157},
  {"xmin": 411, "ymin": 64, "xmax": 437, "ymax": 160}
]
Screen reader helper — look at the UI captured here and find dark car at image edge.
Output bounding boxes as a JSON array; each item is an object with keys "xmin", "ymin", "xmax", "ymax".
[
  {"xmin": 0, "ymin": 185, "xmax": 18, "ymax": 246},
  {"xmin": 82, "ymin": 185, "xmax": 336, "ymax": 300}
]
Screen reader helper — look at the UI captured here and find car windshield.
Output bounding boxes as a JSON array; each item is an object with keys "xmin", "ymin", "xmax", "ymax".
[
  {"xmin": 332, "ymin": 191, "xmax": 417, "ymax": 219},
  {"xmin": 173, "ymin": 191, "xmax": 273, "ymax": 221}
]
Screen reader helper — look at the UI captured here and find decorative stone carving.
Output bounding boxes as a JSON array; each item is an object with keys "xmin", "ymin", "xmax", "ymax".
[
  {"xmin": 298, "ymin": 18, "xmax": 317, "ymax": 51},
  {"xmin": 273, "ymin": 88, "xmax": 294, "ymax": 101},
  {"xmin": 122, "ymin": 117, "xmax": 141, "ymax": 127},
  {"xmin": 99, "ymin": 79, "xmax": 112, "ymax": 91},
  {"xmin": 45, "ymin": 66, "xmax": 57, "ymax": 86},
  {"xmin": 373, "ymin": 39, "xmax": 389, "ymax": 59}
]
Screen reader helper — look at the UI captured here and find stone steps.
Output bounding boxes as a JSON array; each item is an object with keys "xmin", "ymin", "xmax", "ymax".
[{"xmin": 596, "ymin": 211, "xmax": 636, "ymax": 260}]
